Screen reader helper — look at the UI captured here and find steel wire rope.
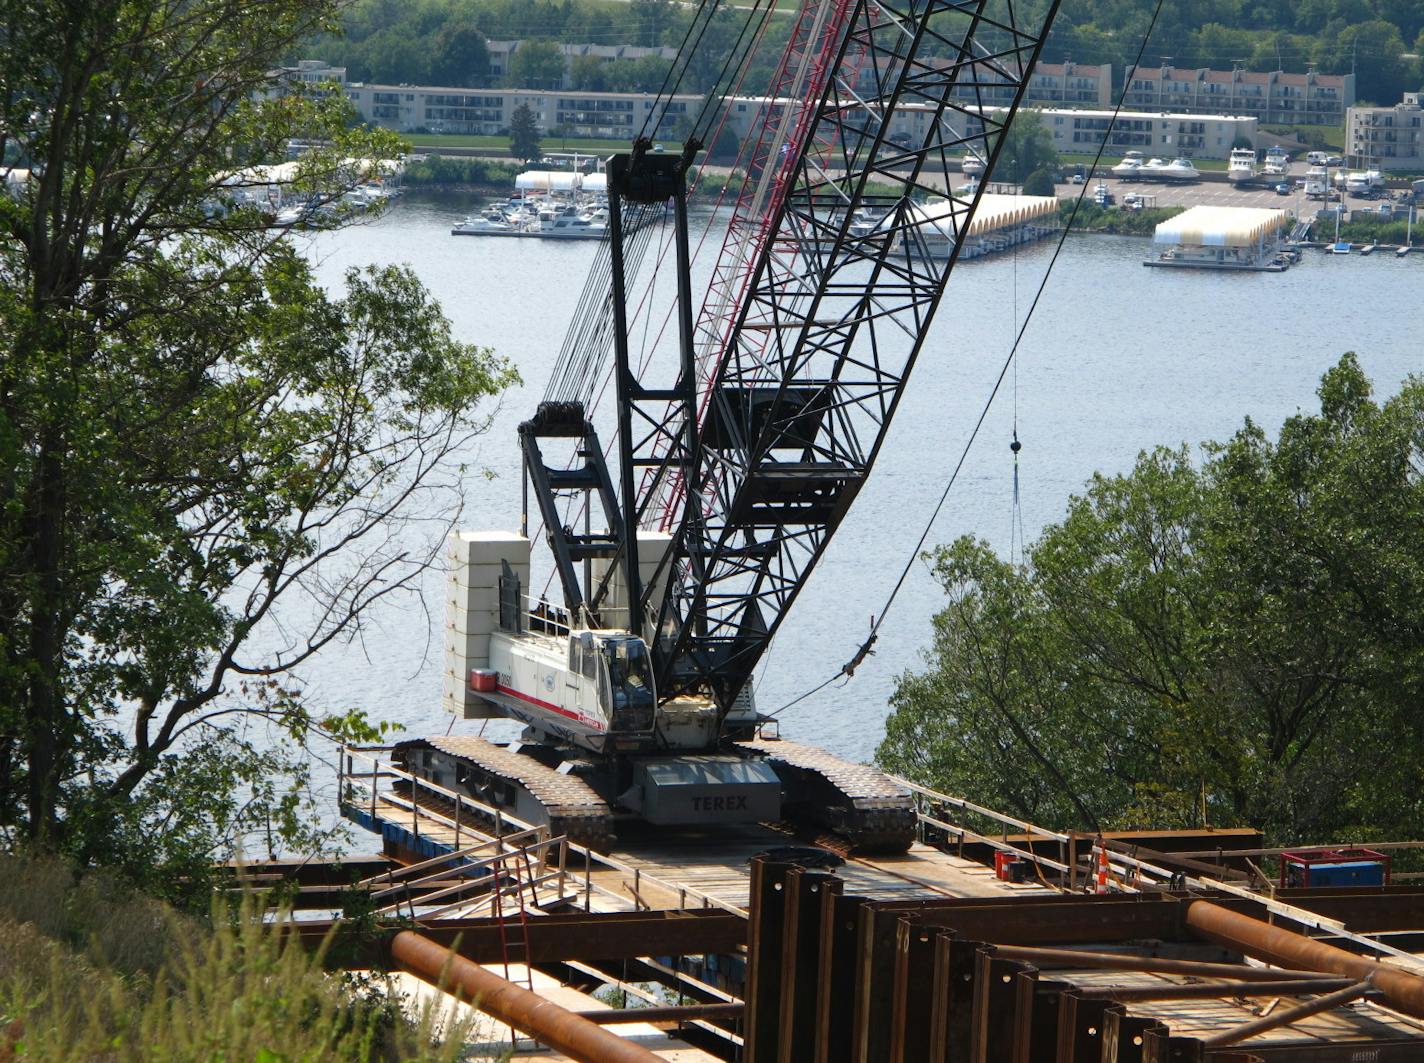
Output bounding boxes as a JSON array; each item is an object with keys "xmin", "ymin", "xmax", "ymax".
[
  {"xmin": 637, "ymin": 0, "xmax": 724, "ymax": 142},
  {"xmin": 684, "ymin": 0, "xmax": 776, "ymax": 146},
  {"xmin": 766, "ymin": 0, "xmax": 1171, "ymax": 718},
  {"xmin": 533, "ymin": 0, "xmax": 782, "ymax": 593}
]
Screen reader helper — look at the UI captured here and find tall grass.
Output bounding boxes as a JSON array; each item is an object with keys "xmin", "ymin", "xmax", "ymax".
[{"xmin": 0, "ymin": 854, "xmax": 485, "ymax": 1062}]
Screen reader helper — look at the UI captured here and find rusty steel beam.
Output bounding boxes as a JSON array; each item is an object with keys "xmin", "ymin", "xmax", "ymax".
[
  {"xmin": 389, "ymin": 930, "xmax": 665, "ymax": 1063},
  {"xmin": 294, "ymin": 907, "xmax": 745, "ymax": 967},
  {"xmin": 991, "ymin": 945, "xmax": 1318, "ymax": 981},
  {"xmin": 1185, "ymin": 900, "xmax": 1424, "ymax": 1017},
  {"xmin": 573, "ymin": 1003, "xmax": 744, "ymax": 1025},
  {"xmin": 1075, "ymin": 977, "xmax": 1358, "ymax": 1002},
  {"xmin": 779, "ymin": 868, "xmax": 838, "ymax": 1063},
  {"xmin": 746, "ymin": 859, "xmax": 791, "ymax": 1063},
  {"xmin": 1202, "ymin": 980, "xmax": 1374, "ymax": 1047}
]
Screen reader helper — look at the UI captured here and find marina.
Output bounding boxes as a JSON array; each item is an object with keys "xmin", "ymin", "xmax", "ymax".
[{"xmin": 452, "ymin": 167, "xmax": 610, "ymax": 239}]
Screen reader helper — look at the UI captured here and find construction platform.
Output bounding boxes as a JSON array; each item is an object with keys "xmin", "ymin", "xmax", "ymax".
[{"xmin": 250, "ymin": 746, "xmax": 1424, "ymax": 1060}]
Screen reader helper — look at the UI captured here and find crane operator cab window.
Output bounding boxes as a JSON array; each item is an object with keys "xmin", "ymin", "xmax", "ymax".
[{"xmin": 599, "ymin": 636, "xmax": 656, "ymax": 733}]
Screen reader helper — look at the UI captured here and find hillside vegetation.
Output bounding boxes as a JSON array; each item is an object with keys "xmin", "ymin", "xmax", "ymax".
[
  {"xmin": 0, "ymin": 855, "xmax": 475, "ymax": 1062},
  {"xmin": 314, "ymin": 0, "xmax": 1423, "ymax": 107}
]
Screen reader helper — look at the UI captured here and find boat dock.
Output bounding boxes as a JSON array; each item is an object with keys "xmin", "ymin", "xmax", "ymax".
[{"xmin": 1144, "ymin": 205, "xmax": 1294, "ymax": 271}]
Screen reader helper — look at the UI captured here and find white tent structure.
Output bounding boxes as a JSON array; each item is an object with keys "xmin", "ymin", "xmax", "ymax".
[
  {"xmin": 515, "ymin": 170, "xmax": 585, "ymax": 193},
  {"xmin": 906, "ymin": 193, "xmax": 1060, "ymax": 258},
  {"xmin": 1150, "ymin": 205, "xmax": 1290, "ymax": 268}
]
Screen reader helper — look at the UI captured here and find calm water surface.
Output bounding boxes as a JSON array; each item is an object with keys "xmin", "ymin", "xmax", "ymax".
[{"xmin": 290, "ymin": 191, "xmax": 1421, "ymax": 772}]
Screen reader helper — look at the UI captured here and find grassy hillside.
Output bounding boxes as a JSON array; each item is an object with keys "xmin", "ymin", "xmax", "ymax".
[{"xmin": 0, "ymin": 855, "xmax": 479, "ymax": 1062}]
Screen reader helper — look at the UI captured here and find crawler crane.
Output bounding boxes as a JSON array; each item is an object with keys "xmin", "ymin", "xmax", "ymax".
[{"xmin": 398, "ymin": 0, "xmax": 1063, "ymax": 851}]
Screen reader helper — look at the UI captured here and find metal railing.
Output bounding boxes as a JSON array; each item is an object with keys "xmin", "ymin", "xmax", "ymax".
[{"xmin": 339, "ymin": 745, "xmax": 745, "ymax": 916}]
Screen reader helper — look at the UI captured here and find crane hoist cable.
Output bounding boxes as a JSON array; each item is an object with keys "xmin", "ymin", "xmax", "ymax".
[{"xmin": 765, "ymin": 0, "xmax": 1171, "ymax": 718}]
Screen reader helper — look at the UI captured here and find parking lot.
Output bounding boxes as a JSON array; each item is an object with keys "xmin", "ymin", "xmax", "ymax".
[{"xmin": 1053, "ymin": 168, "xmax": 1405, "ymax": 216}]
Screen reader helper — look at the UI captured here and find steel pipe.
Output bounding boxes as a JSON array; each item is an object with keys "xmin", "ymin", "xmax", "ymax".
[
  {"xmin": 1202, "ymin": 980, "xmax": 1374, "ymax": 1046},
  {"xmin": 1185, "ymin": 899, "xmax": 1424, "ymax": 1017},
  {"xmin": 1075, "ymin": 977, "xmax": 1357, "ymax": 1002},
  {"xmin": 390, "ymin": 930, "xmax": 664, "ymax": 1063},
  {"xmin": 991, "ymin": 944, "xmax": 1318, "ymax": 981}
]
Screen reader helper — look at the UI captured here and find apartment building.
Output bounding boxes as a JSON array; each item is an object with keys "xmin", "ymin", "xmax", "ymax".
[
  {"xmin": 485, "ymin": 40, "xmax": 677, "ymax": 89},
  {"xmin": 1122, "ymin": 65, "xmax": 1353, "ymax": 126},
  {"xmin": 267, "ymin": 59, "xmax": 348, "ymax": 95},
  {"xmin": 1346, "ymin": 91, "xmax": 1424, "ymax": 170},
  {"xmin": 346, "ymin": 81, "xmax": 1256, "ymax": 161},
  {"xmin": 345, "ymin": 84, "xmax": 699, "ymax": 139}
]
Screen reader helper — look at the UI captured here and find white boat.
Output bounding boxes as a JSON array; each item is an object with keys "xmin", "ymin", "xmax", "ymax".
[
  {"xmin": 1344, "ymin": 170, "xmax": 1384, "ymax": 195},
  {"xmin": 537, "ymin": 213, "xmax": 607, "ymax": 239},
  {"xmin": 1262, "ymin": 146, "xmax": 1290, "ymax": 176},
  {"xmin": 1303, "ymin": 167, "xmax": 1330, "ymax": 199},
  {"xmin": 1140, "ymin": 157, "xmax": 1200, "ymax": 183},
  {"xmin": 1329, "ymin": 242, "xmax": 1351, "ymax": 254},
  {"xmin": 451, "ymin": 206, "xmax": 516, "ymax": 235},
  {"xmin": 1226, "ymin": 147, "xmax": 1258, "ymax": 184},
  {"xmin": 960, "ymin": 152, "xmax": 986, "ymax": 178},
  {"xmin": 1110, "ymin": 151, "xmax": 1145, "ymax": 180}
]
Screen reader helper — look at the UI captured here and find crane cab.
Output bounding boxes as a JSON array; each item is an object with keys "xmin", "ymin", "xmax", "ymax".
[{"xmin": 480, "ymin": 623, "xmax": 662, "ymax": 753}]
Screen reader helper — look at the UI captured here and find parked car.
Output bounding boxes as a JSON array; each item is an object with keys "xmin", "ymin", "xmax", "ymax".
[
  {"xmin": 1069, "ymin": 173, "xmax": 1086, "ymax": 185},
  {"xmin": 1274, "ymin": 182, "xmax": 1292, "ymax": 195},
  {"xmin": 1326, "ymin": 155, "xmax": 1343, "ymax": 166}
]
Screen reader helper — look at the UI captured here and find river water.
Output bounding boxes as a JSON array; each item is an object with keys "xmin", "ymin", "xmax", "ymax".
[{"xmin": 290, "ymin": 191, "xmax": 1421, "ymax": 769}]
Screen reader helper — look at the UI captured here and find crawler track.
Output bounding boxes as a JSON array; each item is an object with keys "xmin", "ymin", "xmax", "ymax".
[
  {"xmin": 738, "ymin": 738, "xmax": 917, "ymax": 853},
  {"xmin": 395, "ymin": 736, "xmax": 615, "ymax": 851}
]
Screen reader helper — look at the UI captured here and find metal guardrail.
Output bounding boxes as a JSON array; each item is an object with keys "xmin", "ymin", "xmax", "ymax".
[{"xmin": 339, "ymin": 745, "xmax": 745, "ymax": 915}]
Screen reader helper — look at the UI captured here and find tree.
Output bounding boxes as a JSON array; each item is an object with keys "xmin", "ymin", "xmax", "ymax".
[
  {"xmin": 630, "ymin": 0, "xmax": 674, "ymax": 47},
  {"xmin": 569, "ymin": 54, "xmax": 611, "ymax": 92},
  {"xmin": 0, "ymin": 0, "xmax": 515, "ymax": 888},
  {"xmin": 878, "ymin": 356, "xmax": 1424, "ymax": 844},
  {"xmin": 431, "ymin": 22, "xmax": 490, "ymax": 87},
  {"xmin": 993, "ymin": 111, "xmax": 1059, "ymax": 184},
  {"xmin": 1331, "ymin": 20, "xmax": 1409, "ymax": 103},
  {"xmin": 509, "ymin": 103, "xmax": 543, "ymax": 163},
  {"xmin": 1022, "ymin": 167, "xmax": 1057, "ymax": 195},
  {"xmin": 506, "ymin": 37, "xmax": 566, "ymax": 89}
]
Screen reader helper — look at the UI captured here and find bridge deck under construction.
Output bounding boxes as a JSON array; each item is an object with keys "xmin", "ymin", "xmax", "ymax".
[
  {"xmin": 302, "ymin": 746, "xmax": 1424, "ymax": 1060},
  {"xmin": 339, "ymin": 746, "xmax": 1057, "ymax": 915}
]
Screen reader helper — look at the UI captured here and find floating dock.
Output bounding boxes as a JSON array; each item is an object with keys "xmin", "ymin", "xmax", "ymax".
[
  {"xmin": 1145, "ymin": 205, "xmax": 1293, "ymax": 271},
  {"xmin": 905, "ymin": 192, "xmax": 1060, "ymax": 259}
]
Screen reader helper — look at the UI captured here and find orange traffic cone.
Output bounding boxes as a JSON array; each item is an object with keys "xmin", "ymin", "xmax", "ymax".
[{"xmin": 1094, "ymin": 841, "xmax": 1111, "ymax": 894}]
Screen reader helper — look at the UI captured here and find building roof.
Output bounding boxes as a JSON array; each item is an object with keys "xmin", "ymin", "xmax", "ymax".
[
  {"xmin": 1153, "ymin": 205, "xmax": 1290, "ymax": 247},
  {"xmin": 911, "ymin": 193, "xmax": 1058, "ymax": 238}
]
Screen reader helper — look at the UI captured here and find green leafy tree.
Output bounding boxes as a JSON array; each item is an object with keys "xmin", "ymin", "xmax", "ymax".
[
  {"xmin": 0, "ymin": 0, "xmax": 515, "ymax": 887},
  {"xmin": 1022, "ymin": 167, "xmax": 1058, "ymax": 195},
  {"xmin": 509, "ymin": 103, "xmax": 543, "ymax": 163},
  {"xmin": 992, "ymin": 111, "xmax": 1059, "ymax": 184},
  {"xmin": 569, "ymin": 54, "xmax": 611, "ymax": 92},
  {"xmin": 431, "ymin": 22, "xmax": 490, "ymax": 87},
  {"xmin": 630, "ymin": 0, "xmax": 674, "ymax": 47},
  {"xmin": 506, "ymin": 37, "xmax": 566, "ymax": 89},
  {"xmin": 1331, "ymin": 20, "xmax": 1409, "ymax": 103},
  {"xmin": 879, "ymin": 356, "xmax": 1424, "ymax": 844}
]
